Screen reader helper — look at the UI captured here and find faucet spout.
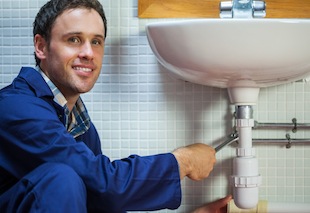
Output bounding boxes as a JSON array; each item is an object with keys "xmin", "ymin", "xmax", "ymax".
[
  {"xmin": 220, "ymin": 0, "xmax": 266, "ymax": 18},
  {"xmin": 233, "ymin": 0, "xmax": 254, "ymax": 18}
]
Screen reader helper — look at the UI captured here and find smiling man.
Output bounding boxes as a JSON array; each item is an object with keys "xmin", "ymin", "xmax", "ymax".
[{"xmin": 0, "ymin": 0, "xmax": 224, "ymax": 212}]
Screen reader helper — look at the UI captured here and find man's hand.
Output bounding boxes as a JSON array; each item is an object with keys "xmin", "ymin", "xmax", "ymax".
[
  {"xmin": 191, "ymin": 195, "xmax": 232, "ymax": 213},
  {"xmin": 172, "ymin": 143, "xmax": 216, "ymax": 180}
]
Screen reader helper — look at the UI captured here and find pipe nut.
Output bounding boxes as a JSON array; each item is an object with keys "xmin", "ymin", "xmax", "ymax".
[
  {"xmin": 231, "ymin": 175, "xmax": 262, "ymax": 188},
  {"xmin": 236, "ymin": 118, "xmax": 254, "ymax": 127},
  {"xmin": 236, "ymin": 148, "xmax": 256, "ymax": 156}
]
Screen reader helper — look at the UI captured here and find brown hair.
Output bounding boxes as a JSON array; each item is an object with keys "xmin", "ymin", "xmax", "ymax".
[{"xmin": 33, "ymin": 0, "xmax": 107, "ymax": 65}]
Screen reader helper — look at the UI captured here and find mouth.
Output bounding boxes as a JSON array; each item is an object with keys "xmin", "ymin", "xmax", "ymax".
[{"xmin": 73, "ymin": 66, "xmax": 93, "ymax": 73}]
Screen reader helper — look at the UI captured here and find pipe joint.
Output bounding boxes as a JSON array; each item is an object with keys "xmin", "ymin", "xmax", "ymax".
[
  {"xmin": 232, "ymin": 175, "xmax": 262, "ymax": 188},
  {"xmin": 235, "ymin": 105, "xmax": 253, "ymax": 119},
  {"xmin": 236, "ymin": 118, "xmax": 255, "ymax": 127},
  {"xmin": 236, "ymin": 147, "xmax": 256, "ymax": 156}
]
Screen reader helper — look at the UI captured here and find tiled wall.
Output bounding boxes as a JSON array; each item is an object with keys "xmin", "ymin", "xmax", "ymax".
[{"xmin": 1, "ymin": 0, "xmax": 310, "ymax": 212}]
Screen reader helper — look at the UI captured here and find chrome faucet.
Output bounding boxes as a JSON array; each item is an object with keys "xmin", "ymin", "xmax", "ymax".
[{"xmin": 220, "ymin": 0, "xmax": 266, "ymax": 18}]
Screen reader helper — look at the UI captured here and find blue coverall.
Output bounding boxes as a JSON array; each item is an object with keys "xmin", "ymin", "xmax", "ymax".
[{"xmin": 0, "ymin": 67, "xmax": 181, "ymax": 212}]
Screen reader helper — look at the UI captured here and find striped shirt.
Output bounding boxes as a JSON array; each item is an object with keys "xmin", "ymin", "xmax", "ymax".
[{"xmin": 36, "ymin": 66, "xmax": 90, "ymax": 138}]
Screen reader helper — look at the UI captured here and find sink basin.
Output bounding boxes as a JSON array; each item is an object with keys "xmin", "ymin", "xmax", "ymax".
[
  {"xmin": 146, "ymin": 18, "xmax": 310, "ymax": 210},
  {"xmin": 146, "ymin": 19, "xmax": 310, "ymax": 104}
]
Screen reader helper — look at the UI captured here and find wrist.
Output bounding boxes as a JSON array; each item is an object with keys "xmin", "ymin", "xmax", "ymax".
[{"xmin": 172, "ymin": 147, "xmax": 192, "ymax": 180}]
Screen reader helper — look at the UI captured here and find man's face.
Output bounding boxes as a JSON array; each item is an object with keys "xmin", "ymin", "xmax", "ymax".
[{"xmin": 38, "ymin": 8, "xmax": 105, "ymax": 99}]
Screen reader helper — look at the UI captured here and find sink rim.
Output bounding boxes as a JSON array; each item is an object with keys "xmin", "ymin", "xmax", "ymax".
[{"xmin": 146, "ymin": 18, "xmax": 310, "ymax": 89}]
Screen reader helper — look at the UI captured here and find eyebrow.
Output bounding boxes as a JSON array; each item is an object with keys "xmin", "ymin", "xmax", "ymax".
[{"xmin": 64, "ymin": 32, "xmax": 105, "ymax": 40}]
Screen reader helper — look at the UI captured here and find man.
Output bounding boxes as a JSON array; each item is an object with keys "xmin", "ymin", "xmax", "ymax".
[{"xmin": 0, "ymin": 0, "xmax": 229, "ymax": 212}]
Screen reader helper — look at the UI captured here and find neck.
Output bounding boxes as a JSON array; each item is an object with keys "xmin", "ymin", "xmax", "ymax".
[{"xmin": 65, "ymin": 95, "xmax": 79, "ymax": 112}]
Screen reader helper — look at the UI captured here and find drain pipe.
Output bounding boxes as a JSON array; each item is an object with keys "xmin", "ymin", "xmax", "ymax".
[{"xmin": 232, "ymin": 105, "xmax": 262, "ymax": 209}]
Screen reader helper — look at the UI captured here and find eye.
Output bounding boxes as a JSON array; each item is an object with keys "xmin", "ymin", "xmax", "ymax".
[
  {"xmin": 68, "ymin": 37, "xmax": 80, "ymax": 44},
  {"xmin": 92, "ymin": 39, "xmax": 103, "ymax": 46}
]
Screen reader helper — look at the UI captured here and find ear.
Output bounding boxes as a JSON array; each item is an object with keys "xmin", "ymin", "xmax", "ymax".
[{"xmin": 34, "ymin": 34, "xmax": 48, "ymax": 61}]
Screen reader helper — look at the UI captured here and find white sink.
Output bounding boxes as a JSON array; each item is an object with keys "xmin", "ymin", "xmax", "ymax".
[
  {"xmin": 146, "ymin": 18, "xmax": 310, "ymax": 209},
  {"xmin": 146, "ymin": 19, "xmax": 310, "ymax": 104}
]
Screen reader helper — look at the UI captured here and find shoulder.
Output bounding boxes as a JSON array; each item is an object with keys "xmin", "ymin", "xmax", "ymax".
[
  {"xmin": 0, "ymin": 67, "xmax": 53, "ymax": 99},
  {"xmin": 0, "ymin": 67, "xmax": 56, "ymax": 117}
]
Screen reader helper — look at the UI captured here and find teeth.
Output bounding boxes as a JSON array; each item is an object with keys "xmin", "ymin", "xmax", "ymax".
[{"xmin": 74, "ymin": 67, "xmax": 92, "ymax": 72}]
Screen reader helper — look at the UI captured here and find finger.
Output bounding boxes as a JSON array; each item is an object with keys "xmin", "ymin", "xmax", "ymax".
[{"xmin": 217, "ymin": 195, "xmax": 233, "ymax": 207}]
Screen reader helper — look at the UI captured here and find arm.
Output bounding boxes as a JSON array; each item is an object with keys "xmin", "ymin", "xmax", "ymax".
[
  {"xmin": 172, "ymin": 143, "xmax": 216, "ymax": 180},
  {"xmin": 0, "ymin": 94, "xmax": 181, "ymax": 212}
]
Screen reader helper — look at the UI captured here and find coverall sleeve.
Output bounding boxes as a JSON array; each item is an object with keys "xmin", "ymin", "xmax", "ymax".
[{"xmin": 0, "ymin": 94, "xmax": 182, "ymax": 212}]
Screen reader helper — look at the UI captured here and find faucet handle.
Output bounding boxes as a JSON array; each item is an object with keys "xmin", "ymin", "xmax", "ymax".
[
  {"xmin": 253, "ymin": 1, "xmax": 266, "ymax": 18},
  {"xmin": 220, "ymin": 1, "xmax": 233, "ymax": 18}
]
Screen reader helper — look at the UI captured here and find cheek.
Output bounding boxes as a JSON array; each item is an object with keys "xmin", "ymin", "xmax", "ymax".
[
  {"xmin": 61, "ymin": 47, "xmax": 79, "ymax": 61},
  {"xmin": 95, "ymin": 50, "xmax": 104, "ymax": 65},
  {"xmin": 94, "ymin": 45, "xmax": 105, "ymax": 57},
  {"xmin": 49, "ymin": 44, "xmax": 78, "ymax": 62}
]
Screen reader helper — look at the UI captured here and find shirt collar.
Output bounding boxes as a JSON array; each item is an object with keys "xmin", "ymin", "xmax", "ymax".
[
  {"xmin": 36, "ymin": 66, "xmax": 67, "ymax": 107},
  {"xmin": 35, "ymin": 66, "xmax": 90, "ymax": 138}
]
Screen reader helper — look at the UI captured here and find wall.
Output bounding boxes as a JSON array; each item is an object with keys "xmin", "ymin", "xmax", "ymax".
[{"xmin": 1, "ymin": 0, "xmax": 310, "ymax": 212}]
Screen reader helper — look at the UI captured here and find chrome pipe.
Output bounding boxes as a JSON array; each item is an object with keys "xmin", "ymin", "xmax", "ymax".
[
  {"xmin": 253, "ymin": 139, "xmax": 310, "ymax": 143},
  {"xmin": 214, "ymin": 136, "xmax": 310, "ymax": 152},
  {"xmin": 254, "ymin": 122, "xmax": 294, "ymax": 128},
  {"xmin": 253, "ymin": 118, "xmax": 310, "ymax": 132}
]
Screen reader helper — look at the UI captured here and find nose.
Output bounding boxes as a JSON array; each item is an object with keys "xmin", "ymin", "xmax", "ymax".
[{"xmin": 79, "ymin": 41, "xmax": 94, "ymax": 60}]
